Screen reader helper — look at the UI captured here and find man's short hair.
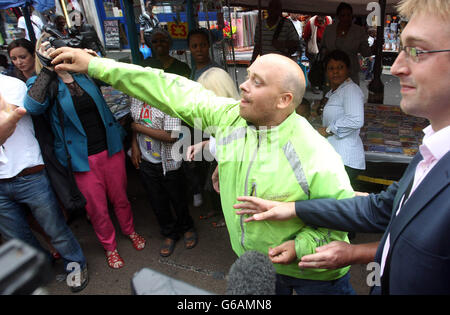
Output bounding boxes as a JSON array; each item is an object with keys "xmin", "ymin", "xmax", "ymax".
[
  {"xmin": 282, "ymin": 69, "xmax": 304, "ymax": 110},
  {"xmin": 187, "ymin": 28, "xmax": 210, "ymax": 46},
  {"xmin": 396, "ymin": 0, "xmax": 450, "ymax": 21}
]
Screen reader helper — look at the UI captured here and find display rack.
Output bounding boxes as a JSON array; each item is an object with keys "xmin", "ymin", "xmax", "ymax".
[{"xmin": 309, "ymin": 102, "xmax": 428, "ymax": 164}]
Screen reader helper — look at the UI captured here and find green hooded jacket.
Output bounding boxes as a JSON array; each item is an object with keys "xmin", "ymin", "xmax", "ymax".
[{"xmin": 89, "ymin": 58, "xmax": 355, "ymax": 280}]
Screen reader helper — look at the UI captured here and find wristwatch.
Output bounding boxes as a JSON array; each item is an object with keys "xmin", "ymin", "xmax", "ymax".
[{"xmin": 325, "ymin": 126, "xmax": 333, "ymax": 136}]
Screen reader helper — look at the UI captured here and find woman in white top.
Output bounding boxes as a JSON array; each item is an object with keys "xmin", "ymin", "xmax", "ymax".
[{"xmin": 317, "ymin": 49, "xmax": 365, "ymax": 187}]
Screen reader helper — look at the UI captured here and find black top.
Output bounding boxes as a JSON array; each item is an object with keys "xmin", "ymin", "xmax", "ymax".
[{"xmin": 70, "ymin": 85, "xmax": 107, "ymax": 156}]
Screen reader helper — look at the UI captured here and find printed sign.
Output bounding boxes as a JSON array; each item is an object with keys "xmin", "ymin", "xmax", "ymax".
[
  {"xmin": 168, "ymin": 22, "xmax": 188, "ymax": 39},
  {"xmin": 104, "ymin": 20, "xmax": 120, "ymax": 49}
]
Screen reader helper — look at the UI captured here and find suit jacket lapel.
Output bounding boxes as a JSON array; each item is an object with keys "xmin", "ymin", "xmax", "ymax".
[
  {"xmin": 389, "ymin": 151, "xmax": 450, "ymax": 250},
  {"xmin": 373, "ymin": 154, "xmax": 421, "ymax": 266},
  {"xmin": 378, "ymin": 152, "xmax": 449, "ymax": 294}
]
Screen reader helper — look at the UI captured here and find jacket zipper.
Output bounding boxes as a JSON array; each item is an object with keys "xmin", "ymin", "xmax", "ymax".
[{"xmin": 241, "ymin": 133, "xmax": 260, "ymax": 248}]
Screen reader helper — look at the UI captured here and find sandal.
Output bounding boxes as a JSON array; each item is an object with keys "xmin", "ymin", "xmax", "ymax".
[
  {"xmin": 160, "ymin": 238, "xmax": 176, "ymax": 257},
  {"xmin": 106, "ymin": 249, "xmax": 124, "ymax": 269},
  {"xmin": 184, "ymin": 230, "xmax": 198, "ymax": 249},
  {"xmin": 129, "ymin": 232, "xmax": 146, "ymax": 251}
]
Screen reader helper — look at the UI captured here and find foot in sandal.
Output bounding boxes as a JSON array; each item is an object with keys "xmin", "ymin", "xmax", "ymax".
[
  {"xmin": 106, "ymin": 249, "xmax": 124, "ymax": 269},
  {"xmin": 129, "ymin": 232, "xmax": 146, "ymax": 251}
]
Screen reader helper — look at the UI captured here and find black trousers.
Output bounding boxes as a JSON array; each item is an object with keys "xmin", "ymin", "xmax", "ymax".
[
  {"xmin": 138, "ymin": 160, "xmax": 194, "ymax": 241},
  {"xmin": 345, "ymin": 165, "xmax": 362, "ymax": 191}
]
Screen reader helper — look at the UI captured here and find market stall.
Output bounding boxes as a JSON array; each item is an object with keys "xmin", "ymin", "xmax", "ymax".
[
  {"xmin": 309, "ymin": 101, "xmax": 428, "ymax": 164},
  {"xmin": 360, "ymin": 103, "xmax": 427, "ymax": 163}
]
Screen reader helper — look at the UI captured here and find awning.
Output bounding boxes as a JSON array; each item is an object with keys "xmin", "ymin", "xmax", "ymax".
[
  {"xmin": 0, "ymin": 0, "xmax": 54, "ymax": 12},
  {"xmin": 228, "ymin": 0, "xmax": 401, "ymax": 15}
]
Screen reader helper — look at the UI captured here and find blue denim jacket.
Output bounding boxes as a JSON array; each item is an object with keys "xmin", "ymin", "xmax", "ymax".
[{"xmin": 24, "ymin": 73, "xmax": 124, "ymax": 172}]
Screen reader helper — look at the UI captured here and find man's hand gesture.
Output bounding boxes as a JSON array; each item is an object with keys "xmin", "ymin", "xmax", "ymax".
[{"xmin": 234, "ymin": 196, "xmax": 296, "ymax": 222}]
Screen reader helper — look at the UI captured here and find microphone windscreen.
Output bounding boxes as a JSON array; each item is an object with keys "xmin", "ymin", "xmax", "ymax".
[{"xmin": 226, "ymin": 250, "xmax": 276, "ymax": 295}]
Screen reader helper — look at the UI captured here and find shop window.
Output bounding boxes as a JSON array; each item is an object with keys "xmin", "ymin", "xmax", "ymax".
[{"xmin": 103, "ymin": 0, "xmax": 123, "ymax": 18}]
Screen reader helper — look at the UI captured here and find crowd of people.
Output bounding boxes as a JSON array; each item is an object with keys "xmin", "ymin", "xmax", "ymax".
[{"xmin": 0, "ymin": 0, "xmax": 449, "ymax": 295}]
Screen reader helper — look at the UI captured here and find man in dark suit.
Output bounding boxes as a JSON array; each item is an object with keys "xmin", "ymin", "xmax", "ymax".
[{"xmin": 234, "ymin": 0, "xmax": 450, "ymax": 294}]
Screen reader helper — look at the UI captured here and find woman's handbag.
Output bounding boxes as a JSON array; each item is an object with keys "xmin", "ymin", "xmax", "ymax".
[
  {"xmin": 31, "ymin": 82, "xmax": 86, "ymax": 218},
  {"xmin": 55, "ymin": 98, "xmax": 87, "ymax": 214}
]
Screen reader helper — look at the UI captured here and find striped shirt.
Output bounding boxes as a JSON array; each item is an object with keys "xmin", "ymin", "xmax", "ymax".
[
  {"xmin": 139, "ymin": 13, "xmax": 159, "ymax": 34},
  {"xmin": 254, "ymin": 17, "xmax": 300, "ymax": 57},
  {"xmin": 323, "ymin": 78, "xmax": 365, "ymax": 170}
]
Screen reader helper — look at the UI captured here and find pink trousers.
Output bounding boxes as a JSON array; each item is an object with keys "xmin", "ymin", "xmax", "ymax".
[{"xmin": 74, "ymin": 150, "xmax": 134, "ymax": 251}]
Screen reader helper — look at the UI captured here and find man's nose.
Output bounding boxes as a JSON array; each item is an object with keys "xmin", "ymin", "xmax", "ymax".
[
  {"xmin": 391, "ymin": 51, "xmax": 409, "ymax": 77},
  {"xmin": 239, "ymin": 80, "xmax": 248, "ymax": 92}
]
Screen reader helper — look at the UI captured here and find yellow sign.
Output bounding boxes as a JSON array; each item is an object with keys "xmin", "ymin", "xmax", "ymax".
[{"xmin": 167, "ymin": 22, "xmax": 188, "ymax": 39}]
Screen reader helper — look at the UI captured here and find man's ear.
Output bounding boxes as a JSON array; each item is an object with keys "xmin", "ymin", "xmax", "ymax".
[{"xmin": 277, "ymin": 92, "xmax": 293, "ymax": 110}]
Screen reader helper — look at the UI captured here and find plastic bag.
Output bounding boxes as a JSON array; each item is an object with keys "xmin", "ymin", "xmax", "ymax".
[{"xmin": 140, "ymin": 44, "xmax": 152, "ymax": 59}]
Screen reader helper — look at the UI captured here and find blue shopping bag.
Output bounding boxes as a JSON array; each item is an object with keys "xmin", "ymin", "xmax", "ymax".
[{"xmin": 140, "ymin": 44, "xmax": 152, "ymax": 59}]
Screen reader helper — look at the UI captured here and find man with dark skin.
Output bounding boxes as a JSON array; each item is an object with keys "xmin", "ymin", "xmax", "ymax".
[
  {"xmin": 251, "ymin": 0, "xmax": 301, "ymax": 62},
  {"xmin": 187, "ymin": 28, "xmax": 221, "ymax": 81}
]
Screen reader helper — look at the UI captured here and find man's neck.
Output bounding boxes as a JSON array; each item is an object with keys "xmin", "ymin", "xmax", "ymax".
[
  {"xmin": 430, "ymin": 120, "xmax": 450, "ymax": 132},
  {"xmin": 253, "ymin": 111, "xmax": 293, "ymax": 130}
]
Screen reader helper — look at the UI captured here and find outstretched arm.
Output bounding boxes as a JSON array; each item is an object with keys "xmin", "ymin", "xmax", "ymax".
[
  {"xmin": 234, "ymin": 182, "xmax": 398, "ymax": 234},
  {"xmin": 51, "ymin": 47, "xmax": 236, "ymax": 132}
]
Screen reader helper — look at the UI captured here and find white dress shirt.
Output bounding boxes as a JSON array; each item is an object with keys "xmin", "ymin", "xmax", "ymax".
[
  {"xmin": 380, "ymin": 124, "xmax": 450, "ymax": 276},
  {"xmin": 323, "ymin": 78, "xmax": 365, "ymax": 170},
  {"xmin": 0, "ymin": 75, "xmax": 43, "ymax": 178}
]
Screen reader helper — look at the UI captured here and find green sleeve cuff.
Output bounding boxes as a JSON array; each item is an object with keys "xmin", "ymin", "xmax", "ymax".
[
  {"xmin": 295, "ymin": 234, "xmax": 316, "ymax": 260},
  {"xmin": 295, "ymin": 228, "xmax": 349, "ymax": 260}
]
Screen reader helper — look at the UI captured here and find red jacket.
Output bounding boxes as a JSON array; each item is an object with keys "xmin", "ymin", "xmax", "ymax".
[{"xmin": 302, "ymin": 16, "xmax": 332, "ymax": 42}]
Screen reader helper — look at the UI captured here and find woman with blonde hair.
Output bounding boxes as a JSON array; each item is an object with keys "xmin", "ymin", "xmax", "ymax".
[
  {"xmin": 197, "ymin": 67, "xmax": 240, "ymax": 100},
  {"xmin": 23, "ymin": 34, "xmax": 146, "ymax": 270},
  {"xmin": 186, "ymin": 67, "xmax": 240, "ymax": 227}
]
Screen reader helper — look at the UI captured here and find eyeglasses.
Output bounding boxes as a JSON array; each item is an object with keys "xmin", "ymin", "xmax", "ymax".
[{"xmin": 399, "ymin": 45, "xmax": 450, "ymax": 63}]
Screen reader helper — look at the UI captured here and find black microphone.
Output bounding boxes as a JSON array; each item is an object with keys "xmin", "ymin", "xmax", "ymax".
[{"xmin": 226, "ymin": 251, "xmax": 276, "ymax": 295}]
